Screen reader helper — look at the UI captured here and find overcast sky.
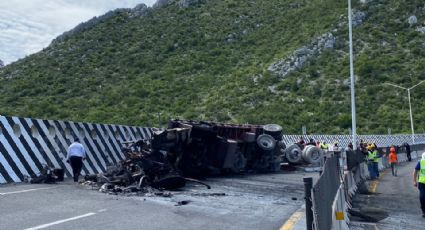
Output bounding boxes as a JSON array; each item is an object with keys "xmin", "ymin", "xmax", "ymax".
[{"xmin": 0, "ymin": 0, "xmax": 157, "ymax": 65}]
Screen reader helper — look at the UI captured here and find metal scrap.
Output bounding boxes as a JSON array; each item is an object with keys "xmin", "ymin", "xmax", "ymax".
[
  {"xmin": 25, "ymin": 165, "xmax": 64, "ymax": 184},
  {"xmin": 82, "ymin": 136, "xmax": 211, "ymax": 194},
  {"xmin": 82, "ymin": 120, "xmax": 299, "ymax": 195}
]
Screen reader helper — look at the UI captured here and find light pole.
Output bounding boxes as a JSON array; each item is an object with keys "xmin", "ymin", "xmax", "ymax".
[
  {"xmin": 348, "ymin": 0, "xmax": 357, "ymax": 150},
  {"xmin": 384, "ymin": 80, "xmax": 425, "ymax": 144}
]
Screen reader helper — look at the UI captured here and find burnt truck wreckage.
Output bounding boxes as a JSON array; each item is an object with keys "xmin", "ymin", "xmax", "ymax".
[
  {"xmin": 81, "ymin": 120, "xmax": 284, "ymax": 193},
  {"xmin": 164, "ymin": 120, "xmax": 285, "ymax": 176},
  {"xmin": 78, "ymin": 120, "xmax": 323, "ymax": 193}
]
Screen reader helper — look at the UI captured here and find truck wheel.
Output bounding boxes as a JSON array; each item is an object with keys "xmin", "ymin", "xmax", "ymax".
[
  {"xmin": 257, "ymin": 134, "xmax": 276, "ymax": 151},
  {"xmin": 284, "ymin": 144, "xmax": 302, "ymax": 164},
  {"xmin": 302, "ymin": 145, "xmax": 322, "ymax": 164}
]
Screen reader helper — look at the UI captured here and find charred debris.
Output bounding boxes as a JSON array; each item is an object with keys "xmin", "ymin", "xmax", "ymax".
[{"xmin": 81, "ymin": 120, "xmax": 322, "ymax": 195}]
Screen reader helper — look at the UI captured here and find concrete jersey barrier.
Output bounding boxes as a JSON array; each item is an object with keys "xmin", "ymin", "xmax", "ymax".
[{"xmin": 0, "ymin": 115, "xmax": 152, "ymax": 184}]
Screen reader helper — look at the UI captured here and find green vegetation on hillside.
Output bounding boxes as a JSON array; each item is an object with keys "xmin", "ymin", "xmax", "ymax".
[{"xmin": 0, "ymin": 0, "xmax": 424, "ymax": 134}]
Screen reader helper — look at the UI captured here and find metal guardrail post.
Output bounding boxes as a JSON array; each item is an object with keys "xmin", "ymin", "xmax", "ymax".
[{"xmin": 304, "ymin": 177, "xmax": 313, "ymax": 230}]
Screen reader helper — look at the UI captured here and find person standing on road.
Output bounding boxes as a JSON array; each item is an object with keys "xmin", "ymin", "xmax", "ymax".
[
  {"xmin": 347, "ymin": 142, "xmax": 353, "ymax": 151},
  {"xmin": 367, "ymin": 145, "xmax": 376, "ymax": 180},
  {"xmin": 306, "ymin": 138, "xmax": 316, "ymax": 146},
  {"xmin": 413, "ymin": 152, "xmax": 425, "ymax": 218},
  {"xmin": 320, "ymin": 142, "xmax": 329, "ymax": 151},
  {"xmin": 316, "ymin": 140, "xmax": 321, "ymax": 148},
  {"xmin": 297, "ymin": 137, "xmax": 306, "ymax": 149},
  {"xmin": 389, "ymin": 146, "xmax": 398, "ymax": 176},
  {"xmin": 372, "ymin": 146, "xmax": 380, "ymax": 178},
  {"xmin": 66, "ymin": 138, "xmax": 86, "ymax": 183},
  {"xmin": 360, "ymin": 142, "xmax": 368, "ymax": 157},
  {"xmin": 404, "ymin": 142, "xmax": 412, "ymax": 162}
]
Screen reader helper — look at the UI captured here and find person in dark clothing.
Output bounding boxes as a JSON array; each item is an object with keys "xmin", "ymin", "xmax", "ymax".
[
  {"xmin": 66, "ymin": 138, "xmax": 86, "ymax": 182},
  {"xmin": 404, "ymin": 142, "xmax": 412, "ymax": 162},
  {"xmin": 296, "ymin": 137, "xmax": 306, "ymax": 149},
  {"xmin": 347, "ymin": 142, "xmax": 353, "ymax": 151},
  {"xmin": 298, "ymin": 137, "xmax": 305, "ymax": 145},
  {"xmin": 307, "ymin": 138, "xmax": 316, "ymax": 146}
]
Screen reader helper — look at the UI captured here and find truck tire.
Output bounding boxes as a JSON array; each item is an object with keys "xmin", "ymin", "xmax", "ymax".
[
  {"xmin": 256, "ymin": 134, "xmax": 276, "ymax": 151},
  {"xmin": 263, "ymin": 124, "xmax": 283, "ymax": 141},
  {"xmin": 284, "ymin": 144, "xmax": 303, "ymax": 164},
  {"xmin": 302, "ymin": 145, "xmax": 322, "ymax": 164}
]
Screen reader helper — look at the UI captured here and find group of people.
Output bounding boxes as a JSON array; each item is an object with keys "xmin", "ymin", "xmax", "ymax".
[
  {"xmin": 359, "ymin": 141, "xmax": 382, "ymax": 179},
  {"xmin": 297, "ymin": 137, "xmax": 344, "ymax": 152},
  {"xmin": 359, "ymin": 139, "xmax": 424, "ymax": 218},
  {"xmin": 359, "ymin": 141, "xmax": 399, "ymax": 178}
]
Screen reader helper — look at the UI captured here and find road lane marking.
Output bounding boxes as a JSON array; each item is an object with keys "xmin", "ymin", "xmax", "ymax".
[
  {"xmin": 24, "ymin": 212, "xmax": 97, "ymax": 230},
  {"xmin": 280, "ymin": 209, "xmax": 304, "ymax": 230},
  {"xmin": 0, "ymin": 187, "xmax": 54, "ymax": 195},
  {"xmin": 370, "ymin": 180, "xmax": 379, "ymax": 193},
  {"xmin": 370, "ymin": 171, "xmax": 387, "ymax": 193}
]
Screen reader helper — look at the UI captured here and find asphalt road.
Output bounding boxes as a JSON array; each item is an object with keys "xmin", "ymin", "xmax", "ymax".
[
  {"xmin": 351, "ymin": 160, "xmax": 425, "ymax": 230},
  {"xmin": 0, "ymin": 170, "xmax": 317, "ymax": 230}
]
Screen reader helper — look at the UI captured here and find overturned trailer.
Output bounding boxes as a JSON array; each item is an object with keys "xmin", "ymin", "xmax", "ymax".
[
  {"xmin": 82, "ymin": 120, "xmax": 285, "ymax": 192},
  {"xmin": 82, "ymin": 120, "xmax": 325, "ymax": 193},
  {"xmin": 155, "ymin": 120, "xmax": 286, "ymax": 177}
]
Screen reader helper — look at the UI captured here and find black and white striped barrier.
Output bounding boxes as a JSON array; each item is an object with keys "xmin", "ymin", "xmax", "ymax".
[
  {"xmin": 282, "ymin": 134, "xmax": 425, "ymax": 149},
  {"xmin": 0, "ymin": 115, "xmax": 152, "ymax": 184}
]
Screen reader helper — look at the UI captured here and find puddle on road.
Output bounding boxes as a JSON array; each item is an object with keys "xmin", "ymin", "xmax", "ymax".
[{"xmin": 351, "ymin": 207, "xmax": 389, "ymax": 223}]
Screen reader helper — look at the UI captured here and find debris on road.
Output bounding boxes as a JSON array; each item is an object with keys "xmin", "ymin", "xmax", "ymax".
[
  {"xmin": 24, "ymin": 165, "xmax": 64, "ymax": 184},
  {"xmin": 80, "ymin": 120, "xmax": 322, "ymax": 196},
  {"xmin": 175, "ymin": 200, "xmax": 191, "ymax": 206}
]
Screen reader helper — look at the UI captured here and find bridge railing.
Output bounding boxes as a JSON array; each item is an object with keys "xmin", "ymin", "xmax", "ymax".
[{"xmin": 308, "ymin": 144, "xmax": 425, "ymax": 230}]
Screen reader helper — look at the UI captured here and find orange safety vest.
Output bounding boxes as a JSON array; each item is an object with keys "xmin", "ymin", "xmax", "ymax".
[{"xmin": 389, "ymin": 152, "xmax": 397, "ymax": 163}]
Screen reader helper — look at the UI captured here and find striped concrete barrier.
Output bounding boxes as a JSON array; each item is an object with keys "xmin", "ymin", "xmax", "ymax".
[
  {"xmin": 0, "ymin": 115, "xmax": 152, "ymax": 184},
  {"xmin": 282, "ymin": 134, "xmax": 425, "ymax": 149}
]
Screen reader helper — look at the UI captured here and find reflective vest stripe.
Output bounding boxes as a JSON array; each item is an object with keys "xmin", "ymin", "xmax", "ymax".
[
  {"xmin": 373, "ymin": 150, "xmax": 379, "ymax": 163},
  {"xmin": 419, "ymin": 160, "xmax": 425, "ymax": 184},
  {"xmin": 368, "ymin": 151, "xmax": 375, "ymax": 161},
  {"xmin": 368, "ymin": 151, "xmax": 373, "ymax": 160}
]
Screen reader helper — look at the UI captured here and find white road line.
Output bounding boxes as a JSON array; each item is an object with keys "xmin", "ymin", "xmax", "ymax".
[
  {"xmin": 0, "ymin": 187, "xmax": 53, "ymax": 195},
  {"xmin": 24, "ymin": 212, "xmax": 96, "ymax": 230}
]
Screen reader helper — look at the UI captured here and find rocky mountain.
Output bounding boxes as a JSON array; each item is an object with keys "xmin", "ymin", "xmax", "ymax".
[{"xmin": 0, "ymin": 0, "xmax": 425, "ymax": 134}]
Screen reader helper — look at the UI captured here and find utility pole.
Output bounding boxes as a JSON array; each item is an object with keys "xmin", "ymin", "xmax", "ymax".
[{"xmin": 348, "ymin": 0, "xmax": 357, "ymax": 149}]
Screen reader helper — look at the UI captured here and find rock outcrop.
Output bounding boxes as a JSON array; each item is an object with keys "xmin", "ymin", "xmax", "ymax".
[
  {"xmin": 352, "ymin": 11, "xmax": 366, "ymax": 27},
  {"xmin": 129, "ymin": 3, "xmax": 149, "ymax": 18},
  {"xmin": 178, "ymin": 0, "xmax": 200, "ymax": 8},
  {"xmin": 268, "ymin": 32, "xmax": 336, "ymax": 78},
  {"xmin": 408, "ymin": 15, "xmax": 417, "ymax": 26},
  {"xmin": 52, "ymin": 8, "xmax": 129, "ymax": 44},
  {"xmin": 417, "ymin": 27, "xmax": 425, "ymax": 33},
  {"xmin": 153, "ymin": 0, "xmax": 172, "ymax": 9}
]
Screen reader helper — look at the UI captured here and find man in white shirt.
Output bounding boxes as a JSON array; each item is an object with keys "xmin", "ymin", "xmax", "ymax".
[{"xmin": 66, "ymin": 138, "xmax": 86, "ymax": 182}]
